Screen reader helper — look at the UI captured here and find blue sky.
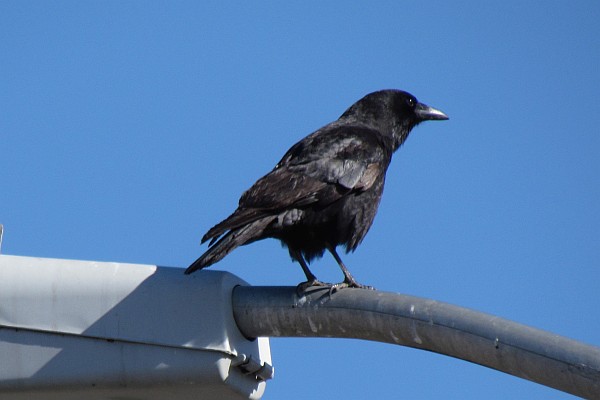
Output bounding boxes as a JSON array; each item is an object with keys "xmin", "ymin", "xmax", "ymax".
[{"xmin": 1, "ymin": 1, "xmax": 599, "ymax": 398}]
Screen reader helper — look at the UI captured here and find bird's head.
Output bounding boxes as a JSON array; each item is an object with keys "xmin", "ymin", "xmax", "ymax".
[{"xmin": 340, "ymin": 89, "xmax": 448, "ymax": 150}]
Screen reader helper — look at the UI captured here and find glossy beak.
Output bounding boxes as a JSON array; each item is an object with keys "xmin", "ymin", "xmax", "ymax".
[{"xmin": 415, "ymin": 102, "xmax": 449, "ymax": 121}]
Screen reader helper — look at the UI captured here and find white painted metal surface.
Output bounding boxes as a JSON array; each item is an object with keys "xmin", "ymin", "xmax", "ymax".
[{"xmin": 0, "ymin": 255, "xmax": 272, "ymax": 399}]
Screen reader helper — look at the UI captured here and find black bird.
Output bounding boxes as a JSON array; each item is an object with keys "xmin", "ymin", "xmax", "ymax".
[{"xmin": 185, "ymin": 89, "xmax": 448, "ymax": 289}]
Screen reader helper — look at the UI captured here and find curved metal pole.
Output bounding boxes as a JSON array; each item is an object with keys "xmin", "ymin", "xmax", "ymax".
[{"xmin": 232, "ymin": 286, "xmax": 600, "ymax": 399}]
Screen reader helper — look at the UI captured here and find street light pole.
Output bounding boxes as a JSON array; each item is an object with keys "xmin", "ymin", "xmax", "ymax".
[{"xmin": 232, "ymin": 285, "xmax": 600, "ymax": 399}]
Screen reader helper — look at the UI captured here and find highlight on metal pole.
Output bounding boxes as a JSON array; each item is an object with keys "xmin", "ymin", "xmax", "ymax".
[
  {"xmin": 0, "ymin": 224, "xmax": 3, "ymax": 254},
  {"xmin": 232, "ymin": 285, "xmax": 600, "ymax": 399}
]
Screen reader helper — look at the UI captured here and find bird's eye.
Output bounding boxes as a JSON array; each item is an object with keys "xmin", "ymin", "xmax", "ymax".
[{"xmin": 406, "ymin": 98, "xmax": 416, "ymax": 108}]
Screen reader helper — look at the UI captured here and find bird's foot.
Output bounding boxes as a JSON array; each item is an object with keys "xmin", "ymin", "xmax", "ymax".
[
  {"xmin": 341, "ymin": 278, "xmax": 376, "ymax": 290},
  {"xmin": 324, "ymin": 280, "xmax": 375, "ymax": 296},
  {"xmin": 327, "ymin": 282, "xmax": 349, "ymax": 296},
  {"xmin": 296, "ymin": 278, "xmax": 375, "ymax": 297},
  {"xmin": 348, "ymin": 281, "xmax": 376, "ymax": 290},
  {"xmin": 296, "ymin": 279, "xmax": 333, "ymax": 294}
]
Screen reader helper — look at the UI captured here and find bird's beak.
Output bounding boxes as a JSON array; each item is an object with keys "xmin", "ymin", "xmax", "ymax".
[{"xmin": 415, "ymin": 102, "xmax": 449, "ymax": 121}]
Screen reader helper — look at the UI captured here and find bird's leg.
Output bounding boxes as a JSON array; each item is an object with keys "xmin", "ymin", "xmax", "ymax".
[
  {"xmin": 293, "ymin": 249, "xmax": 319, "ymax": 283},
  {"xmin": 291, "ymin": 249, "xmax": 330, "ymax": 292},
  {"xmin": 326, "ymin": 244, "xmax": 375, "ymax": 291}
]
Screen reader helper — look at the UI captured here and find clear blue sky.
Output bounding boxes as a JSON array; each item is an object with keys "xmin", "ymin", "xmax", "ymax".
[{"xmin": 1, "ymin": 2, "xmax": 599, "ymax": 399}]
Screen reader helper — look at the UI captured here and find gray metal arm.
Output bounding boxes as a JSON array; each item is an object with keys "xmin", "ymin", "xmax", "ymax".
[{"xmin": 232, "ymin": 286, "xmax": 600, "ymax": 399}]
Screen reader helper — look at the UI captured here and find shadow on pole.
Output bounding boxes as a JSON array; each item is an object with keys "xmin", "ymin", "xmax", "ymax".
[{"xmin": 232, "ymin": 286, "xmax": 600, "ymax": 399}]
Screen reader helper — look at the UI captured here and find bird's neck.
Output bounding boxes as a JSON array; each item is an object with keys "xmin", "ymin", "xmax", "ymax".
[{"xmin": 390, "ymin": 125, "xmax": 412, "ymax": 152}]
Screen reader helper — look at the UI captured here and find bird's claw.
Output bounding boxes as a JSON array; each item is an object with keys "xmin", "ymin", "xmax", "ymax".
[
  {"xmin": 296, "ymin": 279, "xmax": 333, "ymax": 294},
  {"xmin": 296, "ymin": 279, "xmax": 376, "ymax": 297},
  {"xmin": 348, "ymin": 281, "xmax": 376, "ymax": 290},
  {"xmin": 328, "ymin": 282, "xmax": 348, "ymax": 296},
  {"xmin": 328, "ymin": 280, "xmax": 376, "ymax": 295}
]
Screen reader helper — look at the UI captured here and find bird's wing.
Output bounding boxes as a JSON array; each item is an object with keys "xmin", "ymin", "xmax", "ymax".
[
  {"xmin": 203, "ymin": 126, "xmax": 388, "ymax": 243},
  {"xmin": 202, "ymin": 169, "xmax": 327, "ymax": 243},
  {"xmin": 280, "ymin": 125, "xmax": 389, "ymax": 190},
  {"xmin": 287, "ymin": 157, "xmax": 380, "ymax": 191},
  {"xmin": 244, "ymin": 126, "xmax": 388, "ymax": 207},
  {"xmin": 238, "ymin": 167, "xmax": 328, "ymax": 209}
]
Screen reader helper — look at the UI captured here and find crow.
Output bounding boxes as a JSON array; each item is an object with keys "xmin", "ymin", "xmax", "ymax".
[{"xmin": 185, "ymin": 89, "xmax": 448, "ymax": 289}]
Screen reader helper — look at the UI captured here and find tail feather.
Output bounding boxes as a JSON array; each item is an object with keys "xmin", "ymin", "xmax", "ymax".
[
  {"xmin": 201, "ymin": 208, "xmax": 268, "ymax": 244},
  {"xmin": 185, "ymin": 216, "xmax": 275, "ymax": 275}
]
